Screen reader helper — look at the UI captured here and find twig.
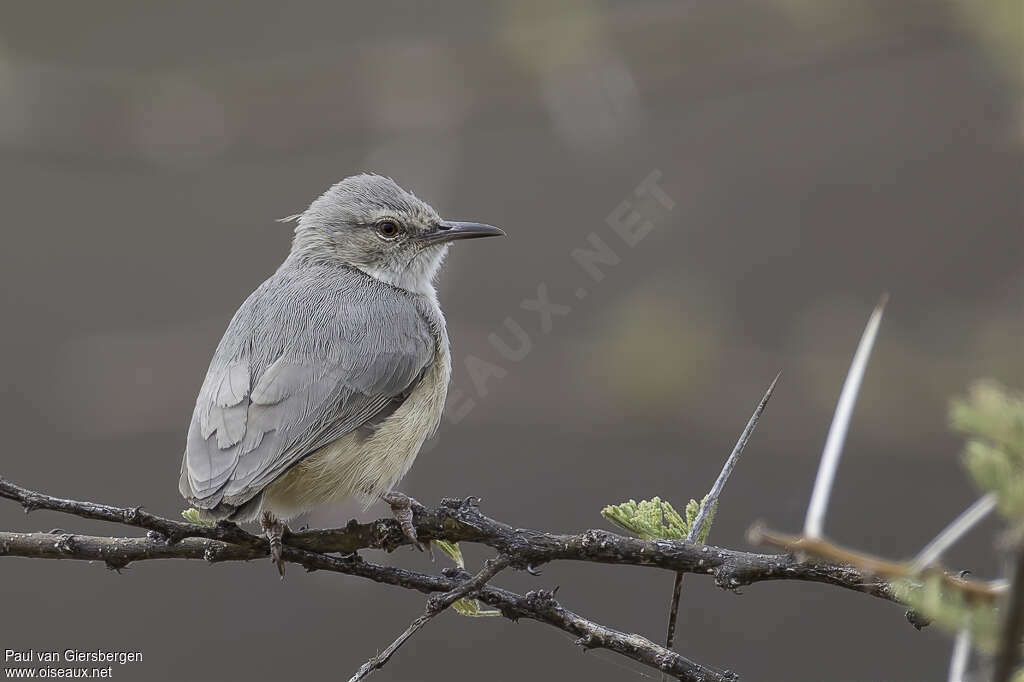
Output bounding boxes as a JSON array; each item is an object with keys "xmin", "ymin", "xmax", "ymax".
[
  {"xmin": 896, "ymin": 494, "xmax": 999, "ymax": 636},
  {"xmin": 749, "ymin": 525, "xmax": 1004, "ymax": 602},
  {"xmin": 663, "ymin": 372, "xmax": 781, "ymax": 666},
  {"xmin": 664, "ymin": 571, "xmax": 685, "ymax": 654},
  {"xmin": 0, "ymin": 477, "xmax": 263, "ymax": 549},
  {"xmin": 277, "ymin": 544, "xmax": 736, "ymax": 681},
  {"xmin": 911, "ymin": 493, "xmax": 998, "ymax": 572},
  {"xmin": 992, "ymin": 549, "xmax": 1024, "ymax": 682},
  {"xmin": 349, "ymin": 555, "xmax": 512, "ymax": 682},
  {"xmin": 804, "ymin": 295, "xmax": 887, "ymax": 539}
]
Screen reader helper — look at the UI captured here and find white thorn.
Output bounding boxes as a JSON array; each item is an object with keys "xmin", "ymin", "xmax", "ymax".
[
  {"xmin": 912, "ymin": 493, "xmax": 997, "ymax": 572},
  {"xmin": 804, "ymin": 295, "xmax": 887, "ymax": 539}
]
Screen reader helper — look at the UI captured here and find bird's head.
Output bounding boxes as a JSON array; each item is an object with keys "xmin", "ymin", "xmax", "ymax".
[{"xmin": 286, "ymin": 174, "xmax": 504, "ymax": 295}]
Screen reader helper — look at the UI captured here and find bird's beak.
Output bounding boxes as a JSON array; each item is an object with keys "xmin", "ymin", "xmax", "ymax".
[{"xmin": 420, "ymin": 220, "xmax": 506, "ymax": 245}]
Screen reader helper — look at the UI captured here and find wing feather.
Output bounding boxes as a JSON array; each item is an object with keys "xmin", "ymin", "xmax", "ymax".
[{"xmin": 214, "ymin": 362, "xmax": 250, "ymax": 407}]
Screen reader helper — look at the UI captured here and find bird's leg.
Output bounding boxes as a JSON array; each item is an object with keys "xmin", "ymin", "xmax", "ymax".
[
  {"xmin": 260, "ymin": 510, "xmax": 288, "ymax": 577},
  {"xmin": 382, "ymin": 491, "xmax": 425, "ymax": 551}
]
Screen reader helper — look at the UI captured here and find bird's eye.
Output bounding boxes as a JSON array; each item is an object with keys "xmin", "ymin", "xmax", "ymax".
[{"xmin": 375, "ymin": 220, "xmax": 401, "ymax": 239}]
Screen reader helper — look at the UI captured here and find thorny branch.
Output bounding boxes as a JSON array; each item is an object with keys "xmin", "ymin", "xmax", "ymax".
[
  {"xmin": 0, "ymin": 477, "xmax": 903, "ymax": 602},
  {"xmin": 348, "ymin": 555, "xmax": 512, "ymax": 682},
  {"xmin": 0, "ymin": 475, "xmax": 947, "ymax": 681},
  {"xmin": 0, "ymin": 481, "xmax": 734, "ymax": 681},
  {"xmin": 747, "ymin": 524, "xmax": 1005, "ymax": 603}
]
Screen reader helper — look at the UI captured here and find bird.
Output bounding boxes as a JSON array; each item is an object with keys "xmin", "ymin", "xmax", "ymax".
[{"xmin": 178, "ymin": 174, "xmax": 504, "ymax": 574}]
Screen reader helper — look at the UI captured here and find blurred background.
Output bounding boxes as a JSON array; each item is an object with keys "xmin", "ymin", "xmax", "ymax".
[{"xmin": 1, "ymin": 1, "xmax": 1021, "ymax": 680}]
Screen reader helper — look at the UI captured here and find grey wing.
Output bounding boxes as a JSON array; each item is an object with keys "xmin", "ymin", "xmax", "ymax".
[{"xmin": 179, "ymin": 284, "xmax": 435, "ymax": 513}]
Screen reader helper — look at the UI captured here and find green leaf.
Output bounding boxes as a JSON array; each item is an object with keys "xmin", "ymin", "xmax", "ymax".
[
  {"xmin": 432, "ymin": 540, "xmax": 498, "ymax": 617},
  {"xmin": 433, "ymin": 539, "xmax": 464, "ymax": 569},
  {"xmin": 602, "ymin": 495, "xmax": 714, "ymax": 541},
  {"xmin": 891, "ymin": 576, "xmax": 1001, "ymax": 652},
  {"xmin": 684, "ymin": 498, "xmax": 699, "ymax": 529},
  {"xmin": 952, "ymin": 382, "xmax": 1024, "ymax": 522},
  {"xmin": 692, "ymin": 495, "xmax": 718, "ymax": 544},
  {"xmin": 452, "ymin": 598, "xmax": 500, "ymax": 617},
  {"xmin": 181, "ymin": 508, "xmax": 214, "ymax": 526}
]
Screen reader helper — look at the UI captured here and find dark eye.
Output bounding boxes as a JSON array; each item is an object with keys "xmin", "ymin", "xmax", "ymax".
[{"xmin": 376, "ymin": 220, "xmax": 401, "ymax": 239}]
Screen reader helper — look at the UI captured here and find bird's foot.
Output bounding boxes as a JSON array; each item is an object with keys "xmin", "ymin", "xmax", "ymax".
[
  {"xmin": 382, "ymin": 491, "xmax": 425, "ymax": 551},
  {"xmin": 260, "ymin": 511, "xmax": 289, "ymax": 578}
]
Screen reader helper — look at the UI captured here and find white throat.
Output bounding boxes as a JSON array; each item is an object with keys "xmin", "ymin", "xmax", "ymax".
[{"xmin": 354, "ymin": 245, "xmax": 448, "ymax": 299}]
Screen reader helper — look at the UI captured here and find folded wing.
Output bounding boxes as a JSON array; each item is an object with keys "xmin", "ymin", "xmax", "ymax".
[{"xmin": 179, "ymin": 266, "xmax": 435, "ymax": 513}]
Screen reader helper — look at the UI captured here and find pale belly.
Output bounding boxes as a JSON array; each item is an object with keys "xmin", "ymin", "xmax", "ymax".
[{"xmin": 260, "ymin": 345, "xmax": 450, "ymax": 521}]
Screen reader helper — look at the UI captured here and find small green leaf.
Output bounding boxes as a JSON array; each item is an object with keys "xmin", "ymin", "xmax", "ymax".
[
  {"xmin": 432, "ymin": 540, "xmax": 498, "ymax": 616},
  {"xmin": 433, "ymin": 539, "xmax": 465, "ymax": 569},
  {"xmin": 181, "ymin": 508, "xmax": 214, "ymax": 526},
  {"xmin": 891, "ymin": 576, "xmax": 1001, "ymax": 652},
  {"xmin": 661, "ymin": 500, "xmax": 688, "ymax": 536},
  {"xmin": 952, "ymin": 382, "xmax": 1024, "ymax": 522},
  {"xmin": 684, "ymin": 498, "xmax": 699, "ymax": 529},
  {"xmin": 602, "ymin": 497, "xmax": 698, "ymax": 540},
  {"xmin": 452, "ymin": 598, "xmax": 500, "ymax": 617},
  {"xmin": 692, "ymin": 494, "xmax": 718, "ymax": 544}
]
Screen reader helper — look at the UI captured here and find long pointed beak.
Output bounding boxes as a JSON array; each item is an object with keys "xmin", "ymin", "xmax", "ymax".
[{"xmin": 420, "ymin": 220, "xmax": 506, "ymax": 245}]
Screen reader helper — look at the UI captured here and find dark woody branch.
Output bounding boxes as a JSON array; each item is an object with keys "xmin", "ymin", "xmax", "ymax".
[
  {"xmin": 1, "ymin": 477, "xmax": 901, "ymax": 603},
  {"xmin": 748, "ymin": 524, "xmax": 1004, "ymax": 602},
  {"xmin": 349, "ymin": 556, "xmax": 512, "ymax": 682},
  {"xmin": 0, "ymin": 477, "xmax": 264, "ymax": 548},
  {"xmin": 0, "ymin": 529, "xmax": 731, "ymax": 681},
  {"xmin": 297, "ymin": 497, "xmax": 904, "ymax": 604},
  {"xmin": 0, "ymin": 476, "xmax": 948, "ymax": 681}
]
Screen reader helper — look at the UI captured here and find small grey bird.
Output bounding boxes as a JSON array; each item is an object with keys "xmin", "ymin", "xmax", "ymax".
[{"xmin": 179, "ymin": 174, "xmax": 503, "ymax": 573}]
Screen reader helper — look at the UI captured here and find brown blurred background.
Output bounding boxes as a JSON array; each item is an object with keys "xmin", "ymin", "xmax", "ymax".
[{"xmin": 1, "ymin": 1, "xmax": 1021, "ymax": 680}]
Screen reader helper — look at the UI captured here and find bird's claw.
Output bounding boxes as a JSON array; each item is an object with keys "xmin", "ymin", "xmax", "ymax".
[
  {"xmin": 260, "ymin": 511, "xmax": 288, "ymax": 578},
  {"xmin": 383, "ymin": 491, "xmax": 425, "ymax": 551}
]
